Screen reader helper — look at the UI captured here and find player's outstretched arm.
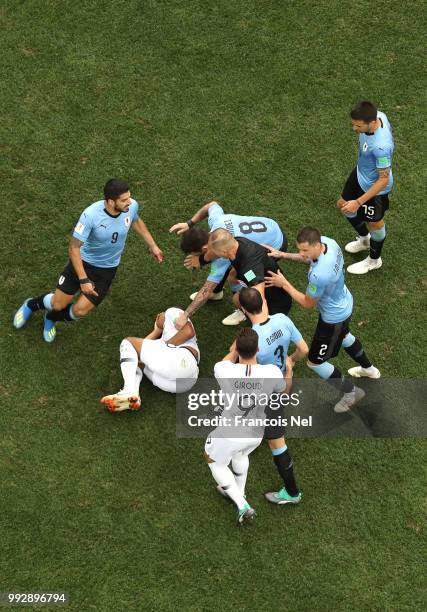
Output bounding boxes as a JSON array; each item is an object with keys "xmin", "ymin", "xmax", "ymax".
[
  {"xmin": 169, "ymin": 201, "xmax": 219, "ymax": 234},
  {"xmin": 263, "ymin": 245, "xmax": 307, "ymax": 263},
  {"xmin": 69, "ymin": 238, "xmax": 98, "ymax": 297},
  {"xmin": 174, "ymin": 280, "xmax": 218, "ymax": 329},
  {"xmin": 132, "ymin": 218, "xmax": 164, "ymax": 262}
]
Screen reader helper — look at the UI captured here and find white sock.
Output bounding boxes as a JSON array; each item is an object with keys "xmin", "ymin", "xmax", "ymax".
[
  {"xmin": 43, "ymin": 293, "xmax": 54, "ymax": 310},
  {"xmin": 231, "ymin": 453, "xmax": 249, "ymax": 495},
  {"xmin": 208, "ymin": 463, "xmax": 247, "ymax": 510},
  {"xmin": 119, "ymin": 339, "xmax": 138, "ymax": 394},
  {"xmin": 134, "ymin": 367, "xmax": 143, "ymax": 395}
]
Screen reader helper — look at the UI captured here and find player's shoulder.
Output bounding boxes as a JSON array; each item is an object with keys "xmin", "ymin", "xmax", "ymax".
[
  {"xmin": 257, "ymin": 362, "xmax": 283, "ymax": 378},
  {"xmin": 80, "ymin": 199, "xmax": 105, "ymax": 219},
  {"xmin": 214, "ymin": 360, "xmax": 237, "ymax": 376}
]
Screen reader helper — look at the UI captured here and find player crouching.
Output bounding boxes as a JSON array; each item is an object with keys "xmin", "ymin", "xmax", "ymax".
[{"xmin": 101, "ymin": 307, "xmax": 199, "ymax": 412}]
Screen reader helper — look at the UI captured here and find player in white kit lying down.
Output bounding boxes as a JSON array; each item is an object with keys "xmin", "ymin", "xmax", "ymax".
[{"xmin": 101, "ymin": 307, "xmax": 200, "ymax": 412}]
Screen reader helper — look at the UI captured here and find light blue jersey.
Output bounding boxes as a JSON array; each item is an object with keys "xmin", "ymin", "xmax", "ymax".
[
  {"xmin": 306, "ymin": 236, "xmax": 353, "ymax": 324},
  {"xmin": 253, "ymin": 313, "xmax": 302, "ymax": 373},
  {"xmin": 207, "ymin": 203, "xmax": 284, "ymax": 283},
  {"xmin": 357, "ymin": 111, "xmax": 394, "ymax": 194},
  {"xmin": 73, "ymin": 199, "xmax": 139, "ymax": 268}
]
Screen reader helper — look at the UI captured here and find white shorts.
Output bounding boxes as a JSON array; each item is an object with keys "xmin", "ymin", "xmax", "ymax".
[
  {"xmin": 204, "ymin": 434, "xmax": 262, "ymax": 465},
  {"xmin": 140, "ymin": 339, "xmax": 199, "ymax": 394}
]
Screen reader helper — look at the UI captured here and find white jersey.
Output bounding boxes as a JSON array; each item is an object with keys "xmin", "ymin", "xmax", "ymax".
[
  {"xmin": 213, "ymin": 360, "xmax": 285, "ymax": 438},
  {"xmin": 162, "ymin": 307, "xmax": 200, "ymax": 362}
]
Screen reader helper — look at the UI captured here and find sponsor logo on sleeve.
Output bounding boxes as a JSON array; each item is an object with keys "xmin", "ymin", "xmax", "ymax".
[
  {"xmin": 74, "ymin": 222, "xmax": 85, "ymax": 234},
  {"xmin": 377, "ymin": 156, "xmax": 390, "ymax": 167},
  {"xmin": 308, "ymin": 282, "xmax": 317, "ymax": 294}
]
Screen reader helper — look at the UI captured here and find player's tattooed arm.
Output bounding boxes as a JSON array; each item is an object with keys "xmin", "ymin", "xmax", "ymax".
[
  {"xmin": 352, "ymin": 167, "xmax": 390, "ymax": 207},
  {"xmin": 263, "ymin": 246, "xmax": 307, "ymax": 264},
  {"xmin": 174, "ymin": 281, "xmax": 218, "ymax": 329},
  {"xmin": 169, "ymin": 201, "xmax": 219, "ymax": 234}
]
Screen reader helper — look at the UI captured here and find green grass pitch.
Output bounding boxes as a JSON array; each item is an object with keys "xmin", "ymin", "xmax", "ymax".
[{"xmin": 1, "ymin": 1, "xmax": 425, "ymax": 610}]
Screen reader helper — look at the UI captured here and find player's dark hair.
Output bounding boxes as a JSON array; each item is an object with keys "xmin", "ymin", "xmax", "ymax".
[
  {"xmin": 239, "ymin": 288, "xmax": 263, "ymax": 314},
  {"xmin": 296, "ymin": 226, "xmax": 321, "ymax": 245},
  {"xmin": 104, "ymin": 178, "xmax": 130, "ymax": 201},
  {"xmin": 236, "ymin": 328, "xmax": 258, "ymax": 359},
  {"xmin": 180, "ymin": 228, "xmax": 209, "ymax": 253},
  {"xmin": 350, "ymin": 101, "xmax": 377, "ymax": 123}
]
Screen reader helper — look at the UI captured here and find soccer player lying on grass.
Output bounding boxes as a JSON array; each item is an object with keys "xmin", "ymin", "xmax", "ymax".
[
  {"xmin": 239, "ymin": 287, "xmax": 307, "ymax": 504},
  {"xmin": 265, "ymin": 226, "xmax": 381, "ymax": 414},
  {"xmin": 169, "ymin": 200, "xmax": 288, "ymax": 326},
  {"xmin": 205, "ymin": 328, "xmax": 287, "ymax": 526},
  {"xmin": 101, "ymin": 307, "xmax": 199, "ymax": 412}
]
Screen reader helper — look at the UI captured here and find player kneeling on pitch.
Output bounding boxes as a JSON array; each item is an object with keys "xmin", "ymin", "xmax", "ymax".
[
  {"xmin": 205, "ymin": 328, "xmax": 288, "ymax": 526},
  {"xmin": 101, "ymin": 307, "xmax": 199, "ymax": 412}
]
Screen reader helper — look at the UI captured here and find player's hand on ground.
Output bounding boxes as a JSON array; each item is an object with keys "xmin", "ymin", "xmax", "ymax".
[
  {"xmin": 80, "ymin": 280, "xmax": 98, "ymax": 297},
  {"xmin": 150, "ymin": 245, "xmax": 164, "ymax": 262},
  {"xmin": 174, "ymin": 312, "xmax": 188, "ymax": 330},
  {"xmin": 264, "ymin": 269, "xmax": 286, "ymax": 289},
  {"xmin": 169, "ymin": 222, "xmax": 189, "ymax": 235},
  {"xmin": 184, "ymin": 253, "xmax": 200, "ymax": 271},
  {"xmin": 341, "ymin": 200, "xmax": 360, "ymax": 214},
  {"xmin": 262, "ymin": 244, "xmax": 285, "ymax": 259}
]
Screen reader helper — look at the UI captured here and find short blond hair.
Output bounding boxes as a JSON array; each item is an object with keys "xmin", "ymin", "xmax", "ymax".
[{"xmin": 209, "ymin": 228, "xmax": 235, "ymax": 256}]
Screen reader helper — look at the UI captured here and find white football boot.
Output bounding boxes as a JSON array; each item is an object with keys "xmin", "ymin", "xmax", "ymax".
[
  {"xmin": 348, "ymin": 365, "xmax": 381, "ymax": 379},
  {"xmin": 345, "ymin": 235, "xmax": 370, "ymax": 253},
  {"xmin": 222, "ymin": 309, "xmax": 247, "ymax": 326},
  {"xmin": 347, "ymin": 257, "xmax": 382, "ymax": 275},
  {"xmin": 101, "ymin": 391, "xmax": 141, "ymax": 413},
  {"xmin": 334, "ymin": 386, "xmax": 365, "ymax": 413},
  {"xmin": 190, "ymin": 290, "xmax": 223, "ymax": 301}
]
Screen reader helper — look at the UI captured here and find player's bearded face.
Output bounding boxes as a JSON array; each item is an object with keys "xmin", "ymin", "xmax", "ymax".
[{"xmin": 114, "ymin": 191, "xmax": 132, "ymax": 212}]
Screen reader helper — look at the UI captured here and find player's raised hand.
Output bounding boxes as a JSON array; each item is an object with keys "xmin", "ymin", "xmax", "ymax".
[
  {"xmin": 150, "ymin": 245, "xmax": 164, "ymax": 263},
  {"xmin": 174, "ymin": 312, "xmax": 188, "ymax": 330},
  {"xmin": 184, "ymin": 254, "xmax": 200, "ymax": 271},
  {"xmin": 169, "ymin": 222, "xmax": 189, "ymax": 235},
  {"xmin": 264, "ymin": 269, "xmax": 286, "ymax": 289}
]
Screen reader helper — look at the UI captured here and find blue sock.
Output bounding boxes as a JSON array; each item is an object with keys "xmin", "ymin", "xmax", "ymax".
[
  {"xmin": 341, "ymin": 333, "xmax": 356, "ymax": 349},
  {"xmin": 370, "ymin": 226, "xmax": 386, "ymax": 241},
  {"xmin": 271, "ymin": 444, "xmax": 288, "ymax": 456},
  {"xmin": 307, "ymin": 361, "xmax": 334, "ymax": 379}
]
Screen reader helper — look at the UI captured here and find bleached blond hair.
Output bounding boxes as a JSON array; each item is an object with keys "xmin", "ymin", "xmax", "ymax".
[{"xmin": 209, "ymin": 228, "xmax": 236, "ymax": 256}]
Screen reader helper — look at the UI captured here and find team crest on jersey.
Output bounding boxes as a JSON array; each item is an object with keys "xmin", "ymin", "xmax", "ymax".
[
  {"xmin": 362, "ymin": 142, "xmax": 369, "ymax": 152},
  {"xmin": 124, "ymin": 216, "xmax": 130, "ymax": 227}
]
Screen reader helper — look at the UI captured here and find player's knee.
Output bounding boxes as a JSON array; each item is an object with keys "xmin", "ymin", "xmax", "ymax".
[
  {"xmin": 72, "ymin": 302, "xmax": 91, "ymax": 317},
  {"xmin": 51, "ymin": 295, "xmax": 69, "ymax": 311},
  {"xmin": 368, "ymin": 220, "xmax": 384, "ymax": 230}
]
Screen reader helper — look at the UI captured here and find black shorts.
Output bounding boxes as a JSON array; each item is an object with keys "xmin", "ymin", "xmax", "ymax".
[
  {"xmin": 263, "ymin": 403, "xmax": 286, "ymax": 440},
  {"xmin": 265, "ymin": 271, "xmax": 292, "ymax": 316},
  {"xmin": 308, "ymin": 315, "xmax": 351, "ymax": 364},
  {"xmin": 341, "ymin": 167, "xmax": 389, "ymax": 222},
  {"xmin": 56, "ymin": 260, "xmax": 118, "ymax": 306}
]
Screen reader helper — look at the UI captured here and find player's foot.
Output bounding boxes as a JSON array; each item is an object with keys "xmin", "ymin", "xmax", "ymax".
[
  {"xmin": 237, "ymin": 503, "xmax": 256, "ymax": 526},
  {"xmin": 345, "ymin": 235, "xmax": 370, "ymax": 253},
  {"xmin": 348, "ymin": 365, "xmax": 381, "ymax": 379},
  {"xmin": 265, "ymin": 488, "xmax": 302, "ymax": 505},
  {"xmin": 222, "ymin": 309, "xmax": 246, "ymax": 326},
  {"xmin": 347, "ymin": 256, "xmax": 382, "ymax": 275},
  {"xmin": 101, "ymin": 391, "xmax": 142, "ymax": 413},
  {"xmin": 190, "ymin": 290, "xmax": 223, "ymax": 301},
  {"xmin": 334, "ymin": 386, "xmax": 365, "ymax": 413},
  {"xmin": 13, "ymin": 298, "xmax": 33, "ymax": 329},
  {"xmin": 43, "ymin": 315, "xmax": 57, "ymax": 343}
]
